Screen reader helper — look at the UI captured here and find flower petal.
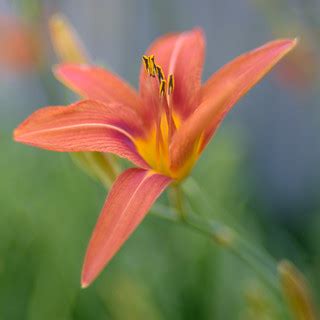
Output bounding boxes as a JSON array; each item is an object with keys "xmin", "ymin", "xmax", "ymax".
[
  {"xmin": 169, "ymin": 89, "xmax": 231, "ymax": 171},
  {"xmin": 54, "ymin": 64, "xmax": 143, "ymax": 115},
  {"xmin": 81, "ymin": 168, "xmax": 171, "ymax": 287},
  {"xmin": 139, "ymin": 28, "xmax": 205, "ymax": 119},
  {"xmin": 199, "ymin": 38, "xmax": 297, "ymax": 149},
  {"xmin": 14, "ymin": 100, "xmax": 148, "ymax": 168},
  {"xmin": 170, "ymin": 38, "xmax": 297, "ymax": 170}
]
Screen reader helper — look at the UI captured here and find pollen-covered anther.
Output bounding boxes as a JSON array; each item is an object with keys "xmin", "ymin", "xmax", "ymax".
[
  {"xmin": 142, "ymin": 55, "xmax": 149, "ymax": 72},
  {"xmin": 142, "ymin": 55, "xmax": 174, "ymax": 98},
  {"xmin": 148, "ymin": 55, "xmax": 156, "ymax": 77},
  {"xmin": 168, "ymin": 74, "xmax": 175, "ymax": 95},
  {"xmin": 156, "ymin": 64, "xmax": 165, "ymax": 82},
  {"xmin": 159, "ymin": 79, "xmax": 167, "ymax": 96}
]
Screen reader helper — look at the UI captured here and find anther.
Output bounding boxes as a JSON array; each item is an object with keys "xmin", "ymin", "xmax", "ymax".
[
  {"xmin": 142, "ymin": 55, "xmax": 149, "ymax": 72},
  {"xmin": 168, "ymin": 74, "xmax": 175, "ymax": 95},
  {"xmin": 156, "ymin": 65, "xmax": 165, "ymax": 82},
  {"xmin": 159, "ymin": 79, "xmax": 167, "ymax": 96},
  {"xmin": 148, "ymin": 55, "xmax": 156, "ymax": 77}
]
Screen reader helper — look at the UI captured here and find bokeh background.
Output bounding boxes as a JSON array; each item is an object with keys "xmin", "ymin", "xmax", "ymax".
[{"xmin": 1, "ymin": 0, "xmax": 320, "ymax": 319}]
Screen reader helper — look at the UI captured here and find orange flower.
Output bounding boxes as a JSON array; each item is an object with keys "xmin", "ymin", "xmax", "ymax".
[
  {"xmin": 0, "ymin": 15, "xmax": 39, "ymax": 71},
  {"xmin": 14, "ymin": 28, "xmax": 296, "ymax": 287}
]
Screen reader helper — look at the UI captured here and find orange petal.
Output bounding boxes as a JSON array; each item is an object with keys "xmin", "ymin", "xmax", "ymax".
[
  {"xmin": 139, "ymin": 28, "xmax": 205, "ymax": 119},
  {"xmin": 199, "ymin": 38, "xmax": 297, "ymax": 149},
  {"xmin": 169, "ymin": 88, "xmax": 231, "ymax": 171},
  {"xmin": 14, "ymin": 100, "xmax": 148, "ymax": 168},
  {"xmin": 81, "ymin": 168, "xmax": 171, "ymax": 287},
  {"xmin": 55, "ymin": 64, "xmax": 143, "ymax": 116},
  {"xmin": 170, "ymin": 38, "xmax": 297, "ymax": 170}
]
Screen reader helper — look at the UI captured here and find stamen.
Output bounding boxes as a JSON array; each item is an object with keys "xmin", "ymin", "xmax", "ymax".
[
  {"xmin": 168, "ymin": 74, "xmax": 175, "ymax": 95},
  {"xmin": 141, "ymin": 54, "xmax": 176, "ymax": 162},
  {"xmin": 156, "ymin": 65, "xmax": 165, "ymax": 82},
  {"xmin": 142, "ymin": 55, "xmax": 149, "ymax": 72},
  {"xmin": 142, "ymin": 54, "xmax": 163, "ymax": 166},
  {"xmin": 159, "ymin": 79, "xmax": 167, "ymax": 96},
  {"xmin": 148, "ymin": 55, "xmax": 156, "ymax": 77}
]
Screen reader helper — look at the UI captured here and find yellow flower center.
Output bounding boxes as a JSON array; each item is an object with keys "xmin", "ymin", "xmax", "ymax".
[{"xmin": 135, "ymin": 55, "xmax": 198, "ymax": 180}]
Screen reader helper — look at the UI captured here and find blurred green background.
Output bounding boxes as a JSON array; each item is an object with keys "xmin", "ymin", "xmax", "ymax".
[{"xmin": 1, "ymin": 0, "xmax": 320, "ymax": 319}]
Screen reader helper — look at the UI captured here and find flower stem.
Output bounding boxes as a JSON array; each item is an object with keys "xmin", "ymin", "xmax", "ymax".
[
  {"xmin": 170, "ymin": 183, "xmax": 187, "ymax": 221},
  {"xmin": 163, "ymin": 184, "xmax": 281, "ymax": 296},
  {"xmin": 185, "ymin": 211, "xmax": 280, "ymax": 293}
]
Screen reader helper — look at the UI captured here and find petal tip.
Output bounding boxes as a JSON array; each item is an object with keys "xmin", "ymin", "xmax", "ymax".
[
  {"xmin": 292, "ymin": 37, "xmax": 299, "ymax": 46},
  {"xmin": 13, "ymin": 128, "xmax": 18, "ymax": 140},
  {"xmin": 287, "ymin": 37, "xmax": 299, "ymax": 48},
  {"xmin": 189, "ymin": 26, "xmax": 206, "ymax": 44},
  {"xmin": 13, "ymin": 126, "xmax": 23, "ymax": 142},
  {"xmin": 49, "ymin": 13, "xmax": 67, "ymax": 28},
  {"xmin": 280, "ymin": 37, "xmax": 298, "ymax": 56},
  {"xmin": 81, "ymin": 278, "xmax": 90, "ymax": 289},
  {"xmin": 280, "ymin": 37, "xmax": 299, "ymax": 51},
  {"xmin": 81, "ymin": 266, "xmax": 94, "ymax": 289},
  {"xmin": 191, "ymin": 26, "xmax": 204, "ymax": 35}
]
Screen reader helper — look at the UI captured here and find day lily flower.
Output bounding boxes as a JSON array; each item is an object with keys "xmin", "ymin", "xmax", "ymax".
[{"xmin": 14, "ymin": 28, "xmax": 296, "ymax": 287}]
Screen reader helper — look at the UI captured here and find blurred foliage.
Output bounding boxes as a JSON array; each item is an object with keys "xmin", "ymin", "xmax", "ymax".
[{"xmin": 2, "ymin": 126, "xmax": 318, "ymax": 319}]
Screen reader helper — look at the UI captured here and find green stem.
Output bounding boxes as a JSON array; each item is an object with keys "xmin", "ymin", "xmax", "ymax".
[
  {"xmin": 162, "ymin": 184, "xmax": 281, "ymax": 296},
  {"xmin": 170, "ymin": 183, "xmax": 187, "ymax": 221},
  {"xmin": 186, "ymin": 212, "xmax": 279, "ymax": 293}
]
